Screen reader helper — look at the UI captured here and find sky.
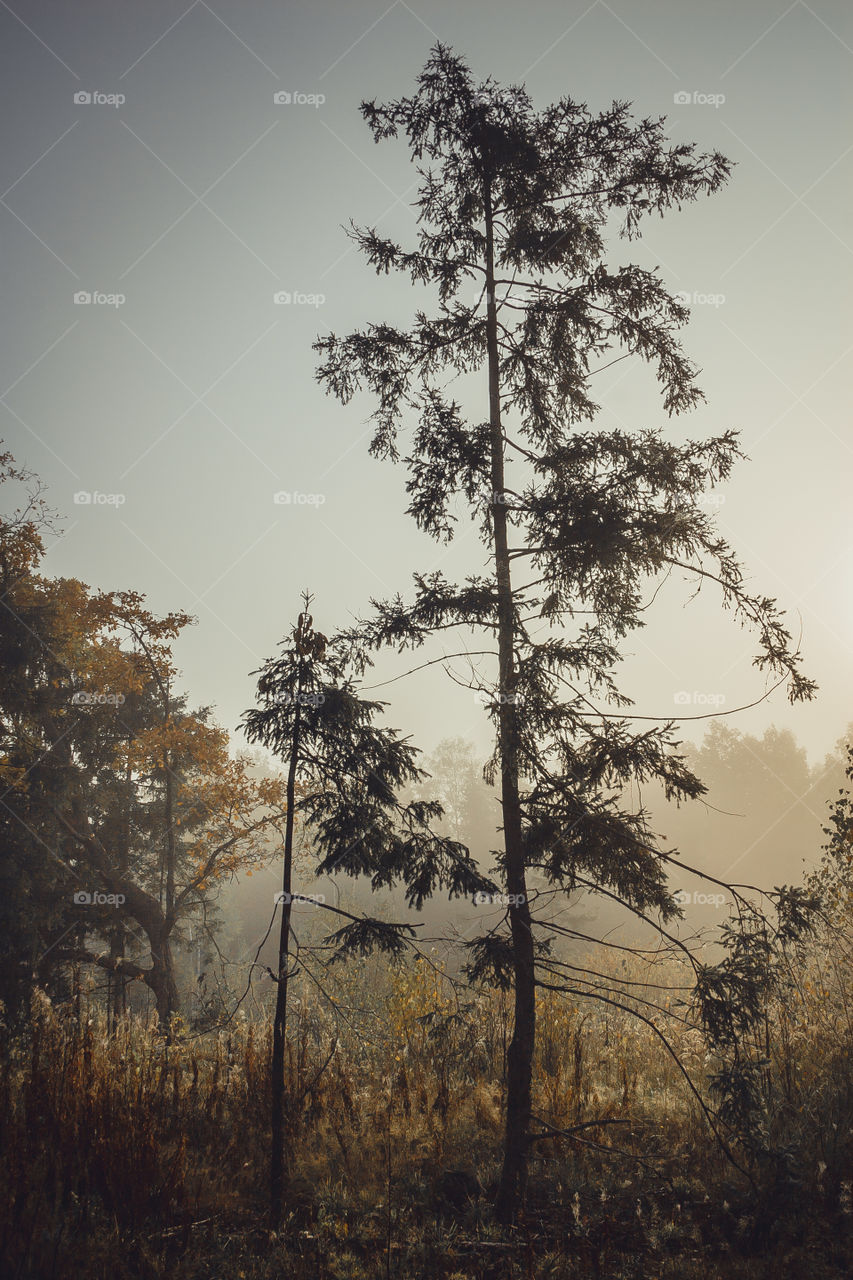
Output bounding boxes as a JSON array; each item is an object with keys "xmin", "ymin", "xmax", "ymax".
[{"xmin": 1, "ymin": 0, "xmax": 850, "ymax": 780}]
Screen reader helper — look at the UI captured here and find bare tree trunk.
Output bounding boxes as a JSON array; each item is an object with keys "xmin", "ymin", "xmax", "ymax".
[
  {"xmin": 54, "ymin": 804, "xmax": 182, "ymax": 1033},
  {"xmin": 108, "ymin": 926, "xmax": 123, "ymax": 1035},
  {"xmin": 158, "ymin": 688, "xmax": 178, "ymax": 1041},
  {"xmin": 164, "ymin": 747, "xmax": 175, "ymax": 923},
  {"xmin": 483, "ymin": 183, "xmax": 536, "ymax": 1225},
  {"xmin": 270, "ymin": 700, "xmax": 301, "ymax": 1229},
  {"xmin": 109, "ymin": 766, "xmax": 131, "ymax": 1035},
  {"xmin": 149, "ymin": 927, "xmax": 179, "ymax": 1030}
]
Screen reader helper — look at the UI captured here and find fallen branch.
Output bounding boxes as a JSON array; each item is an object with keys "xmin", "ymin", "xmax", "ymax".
[{"xmin": 529, "ymin": 1115, "xmax": 634, "ymax": 1142}]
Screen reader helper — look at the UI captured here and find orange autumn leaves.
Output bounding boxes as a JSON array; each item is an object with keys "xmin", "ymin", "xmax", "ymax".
[
  {"xmin": 118, "ymin": 716, "xmax": 290, "ymax": 890},
  {"xmin": 1, "ymin": 490, "xmax": 291, "ymax": 897}
]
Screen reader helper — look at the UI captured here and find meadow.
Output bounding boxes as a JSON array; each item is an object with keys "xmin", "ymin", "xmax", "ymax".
[{"xmin": 3, "ymin": 931, "xmax": 851, "ymax": 1280}]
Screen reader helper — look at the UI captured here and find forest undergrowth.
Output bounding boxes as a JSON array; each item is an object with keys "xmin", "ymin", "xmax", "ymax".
[{"xmin": 2, "ymin": 936, "xmax": 852, "ymax": 1280}]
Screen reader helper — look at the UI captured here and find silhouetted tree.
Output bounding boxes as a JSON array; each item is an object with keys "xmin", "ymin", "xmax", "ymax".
[
  {"xmin": 315, "ymin": 45, "xmax": 815, "ymax": 1221},
  {"xmin": 243, "ymin": 594, "xmax": 490, "ymax": 1228}
]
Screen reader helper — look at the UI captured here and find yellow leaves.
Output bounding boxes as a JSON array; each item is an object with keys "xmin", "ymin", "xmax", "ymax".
[
  {"xmin": 98, "ymin": 590, "xmax": 195, "ymax": 667},
  {"xmin": 384, "ymin": 955, "xmax": 455, "ymax": 1057},
  {"xmin": 118, "ymin": 716, "xmax": 233, "ymax": 780},
  {"xmin": 0, "ymin": 762, "xmax": 29, "ymax": 792},
  {"xmin": 3, "ymin": 527, "xmax": 289, "ymax": 903}
]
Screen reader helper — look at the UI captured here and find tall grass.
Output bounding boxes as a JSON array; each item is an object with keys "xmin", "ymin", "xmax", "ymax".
[{"xmin": 1, "ymin": 941, "xmax": 851, "ymax": 1279}]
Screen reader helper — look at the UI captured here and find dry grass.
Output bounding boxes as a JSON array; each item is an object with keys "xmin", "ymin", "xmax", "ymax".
[{"xmin": 1, "ymin": 944, "xmax": 851, "ymax": 1279}]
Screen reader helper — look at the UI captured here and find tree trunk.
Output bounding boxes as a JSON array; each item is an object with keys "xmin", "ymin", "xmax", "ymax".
[
  {"xmin": 483, "ymin": 182, "xmax": 537, "ymax": 1225},
  {"xmin": 108, "ymin": 925, "xmax": 125, "ymax": 1035},
  {"xmin": 53, "ymin": 806, "xmax": 182, "ymax": 1033},
  {"xmin": 111, "ymin": 758, "xmax": 132, "ymax": 1034},
  {"xmin": 270, "ymin": 700, "xmax": 301, "ymax": 1229},
  {"xmin": 162, "ymin": 689, "xmax": 176, "ymax": 924},
  {"xmin": 149, "ymin": 928, "xmax": 179, "ymax": 1031},
  {"xmin": 158, "ymin": 689, "xmax": 179, "ymax": 1041}
]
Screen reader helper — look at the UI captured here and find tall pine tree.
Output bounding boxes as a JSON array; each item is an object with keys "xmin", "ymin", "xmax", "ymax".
[{"xmin": 314, "ymin": 45, "xmax": 815, "ymax": 1221}]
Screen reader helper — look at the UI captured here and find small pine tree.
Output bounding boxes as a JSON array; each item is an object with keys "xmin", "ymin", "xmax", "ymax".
[{"xmin": 242, "ymin": 594, "xmax": 490, "ymax": 1226}]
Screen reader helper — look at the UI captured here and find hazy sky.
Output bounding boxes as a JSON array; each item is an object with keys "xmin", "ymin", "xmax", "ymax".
[{"xmin": 1, "ymin": 0, "xmax": 850, "ymax": 777}]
